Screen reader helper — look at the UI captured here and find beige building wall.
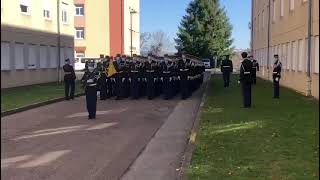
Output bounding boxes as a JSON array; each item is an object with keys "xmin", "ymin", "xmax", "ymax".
[
  {"xmin": 74, "ymin": 0, "xmax": 110, "ymax": 57},
  {"xmin": 252, "ymin": 0, "xmax": 319, "ymax": 99},
  {"xmin": 1, "ymin": 0, "xmax": 75, "ymax": 88},
  {"xmin": 123, "ymin": 0, "xmax": 140, "ymax": 56}
]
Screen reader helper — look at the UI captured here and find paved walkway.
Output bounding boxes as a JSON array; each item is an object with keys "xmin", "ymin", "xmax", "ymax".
[{"xmin": 1, "ymin": 73, "xmax": 209, "ymax": 180}]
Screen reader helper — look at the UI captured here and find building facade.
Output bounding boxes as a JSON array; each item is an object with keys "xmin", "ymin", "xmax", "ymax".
[
  {"xmin": 1, "ymin": 0, "xmax": 75, "ymax": 88},
  {"xmin": 74, "ymin": 0, "xmax": 140, "ymax": 58},
  {"xmin": 251, "ymin": 0, "xmax": 319, "ymax": 99}
]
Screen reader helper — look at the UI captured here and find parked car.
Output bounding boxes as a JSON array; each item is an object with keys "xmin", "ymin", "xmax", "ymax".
[{"xmin": 202, "ymin": 59, "xmax": 211, "ymax": 69}]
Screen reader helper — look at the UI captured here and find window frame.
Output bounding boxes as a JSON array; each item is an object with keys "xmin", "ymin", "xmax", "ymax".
[
  {"xmin": 75, "ymin": 4, "xmax": 84, "ymax": 16},
  {"xmin": 20, "ymin": 0, "xmax": 31, "ymax": 15},
  {"xmin": 61, "ymin": 9, "xmax": 68, "ymax": 24},
  {"xmin": 75, "ymin": 27, "xmax": 85, "ymax": 39}
]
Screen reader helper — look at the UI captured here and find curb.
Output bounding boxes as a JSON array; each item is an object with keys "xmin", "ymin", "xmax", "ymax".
[
  {"xmin": 1, "ymin": 93, "xmax": 85, "ymax": 117},
  {"xmin": 177, "ymin": 73, "xmax": 211, "ymax": 180}
]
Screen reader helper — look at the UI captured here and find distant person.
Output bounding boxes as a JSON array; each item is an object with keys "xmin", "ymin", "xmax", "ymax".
[
  {"xmin": 272, "ymin": 54, "xmax": 282, "ymax": 99},
  {"xmin": 81, "ymin": 65, "xmax": 98, "ymax": 119},
  {"xmin": 220, "ymin": 55, "xmax": 233, "ymax": 87},
  {"xmin": 63, "ymin": 58, "xmax": 76, "ymax": 100},
  {"xmin": 249, "ymin": 55, "xmax": 259, "ymax": 85},
  {"xmin": 238, "ymin": 52, "xmax": 253, "ymax": 108}
]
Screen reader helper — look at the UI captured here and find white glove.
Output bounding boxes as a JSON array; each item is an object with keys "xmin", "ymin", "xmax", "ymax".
[
  {"xmin": 238, "ymin": 81, "xmax": 240, "ymax": 84},
  {"xmin": 275, "ymin": 77, "xmax": 279, "ymax": 82}
]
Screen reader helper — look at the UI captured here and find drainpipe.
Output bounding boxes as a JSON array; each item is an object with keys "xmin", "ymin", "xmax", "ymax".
[
  {"xmin": 306, "ymin": 0, "xmax": 312, "ymax": 97},
  {"xmin": 267, "ymin": 0, "xmax": 271, "ymax": 80},
  {"xmin": 57, "ymin": 0, "xmax": 61, "ymax": 82}
]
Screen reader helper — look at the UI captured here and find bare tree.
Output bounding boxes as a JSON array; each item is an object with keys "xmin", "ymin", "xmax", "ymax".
[{"xmin": 140, "ymin": 32, "xmax": 151, "ymax": 50}]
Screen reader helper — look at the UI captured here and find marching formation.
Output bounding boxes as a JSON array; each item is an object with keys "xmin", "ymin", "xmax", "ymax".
[{"xmin": 80, "ymin": 54, "xmax": 206, "ymax": 119}]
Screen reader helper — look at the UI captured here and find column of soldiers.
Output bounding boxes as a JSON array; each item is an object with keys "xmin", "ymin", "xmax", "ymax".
[{"xmin": 81, "ymin": 54, "xmax": 206, "ymax": 119}]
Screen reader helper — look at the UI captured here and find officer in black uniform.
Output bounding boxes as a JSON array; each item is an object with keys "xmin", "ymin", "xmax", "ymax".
[
  {"xmin": 114, "ymin": 55, "xmax": 123, "ymax": 100},
  {"xmin": 145, "ymin": 56, "xmax": 156, "ymax": 100},
  {"xmin": 239, "ymin": 52, "xmax": 253, "ymax": 108},
  {"xmin": 272, "ymin": 54, "xmax": 282, "ymax": 99},
  {"xmin": 250, "ymin": 55, "xmax": 260, "ymax": 85},
  {"xmin": 162, "ymin": 57, "xmax": 173, "ymax": 99},
  {"xmin": 63, "ymin": 58, "xmax": 76, "ymax": 100},
  {"xmin": 179, "ymin": 55, "xmax": 190, "ymax": 99},
  {"xmin": 221, "ymin": 55, "xmax": 233, "ymax": 87},
  {"xmin": 81, "ymin": 64, "xmax": 99, "ymax": 119},
  {"xmin": 130, "ymin": 60, "xmax": 140, "ymax": 99},
  {"xmin": 97, "ymin": 60, "xmax": 108, "ymax": 100}
]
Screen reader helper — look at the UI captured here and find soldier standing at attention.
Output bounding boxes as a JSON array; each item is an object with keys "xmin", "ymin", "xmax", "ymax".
[
  {"xmin": 63, "ymin": 58, "xmax": 76, "ymax": 100},
  {"xmin": 249, "ymin": 55, "xmax": 259, "ymax": 85},
  {"xmin": 239, "ymin": 52, "xmax": 253, "ymax": 108},
  {"xmin": 220, "ymin": 55, "xmax": 233, "ymax": 87},
  {"xmin": 272, "ymin": 54, "xmax": 282, "ymax": 99}
]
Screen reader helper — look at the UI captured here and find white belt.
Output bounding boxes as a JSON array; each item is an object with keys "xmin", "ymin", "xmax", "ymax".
[
  {"xmin": 88, "ymin": 84, "xmax": 96, "ymax": 87},
  {"xmin": 273, "ymin": 72, "xmax": 278, "ymax": 74},
  {"xmin": 131, "ymin": 70, "xmax": 139, "ymax": 73},
  {"xmin": 252, "ymin": 67, "xmax": 257, "ymax": 69},
  {"xmin": 146, "ymin": 70, "xmax": 154, "ymax": 72},
  {"xmin": 163, "ymin": 71, "xmax": 170, "ymax": 74},
  {"xmin": 180, "ymin": 69, "xmax": 189, "ymax": 71},
  {"xmin": 244, "ymin": 72, "xmax": 250, "ymax": 74},
  {"xmin": 223, "ymin": 66, "xmax": 230, "ymax": 68},
  {"xmin": 122, "ymin": 78, "xmax": 126, "ymax": 82}
]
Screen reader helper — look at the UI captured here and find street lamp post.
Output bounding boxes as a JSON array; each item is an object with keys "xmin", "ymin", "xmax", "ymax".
[
  {"xmin": 57, "ymin": 0, "xmax": 61, "ymax": 82},
  {"xmin": 130, "ymin": 9, "xmax": 137, "ymax": 57}
]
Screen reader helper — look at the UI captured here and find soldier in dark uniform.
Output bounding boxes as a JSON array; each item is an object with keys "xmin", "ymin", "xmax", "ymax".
[
  {"xmin": 250, "ymin": 55, "xmax": 260, "ymax": 85},
  {"xmin": 114, "ymin": 55, "xmax": 123, "ymax": 100},
  {"xmin": 162, "ymin": 57, "xmax": 173, "ymax": 99},
  {"xmin": 63, "ymin": 58, "xmax": 76, "ymax": 100},
  {"xmin": 130, "ymin": 60, "xmax": 140, "ymax": 99},
  {"xmin": 272, "ymin": 54, "xmax": 282, "ymax": 99},
  {"xmin": 97, "ymin": 60, "xmax": 108, "ymax": 100},
  {"xmin": 179, "ymin": 55, "xmax": 190, "ymax": 99},
  {"xmin": 221, "ymin": 55, "xmax": 233, "ymax": 87},
  {"xmin": 239, "ymin": 52, "xmax": 253, "ymax": 108},
  {"xmin": 145, "ymin": 56, "xmax": 156, "ymax": 100},
  {"xmin": 81, "ymin": 64, "xmax": 99, "ymax": 119}
]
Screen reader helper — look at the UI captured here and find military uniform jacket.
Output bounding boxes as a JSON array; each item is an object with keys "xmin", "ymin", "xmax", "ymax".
[
  {"xmin": 221, "ymin": 59, "xmax": 233, "ymax": 73},
  {"xmin": 239, "ymin": 58, "xmax": 253, "ymax": 83},
  {"xmin": 63, "ymin": 64, "xmax": 76, "ymax": 81},
  {"xmin": 272, "ymin": 60, "xmax": 282, "ymax": 79},
  {"xmin": 252, "ymin": 60, "xmax": 260, "ymax": 73}
]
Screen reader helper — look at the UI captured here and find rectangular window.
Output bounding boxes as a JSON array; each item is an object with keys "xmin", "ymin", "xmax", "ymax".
[
  {"xmin": 282, "ymin": 44, "xmax": 286, "ymax": 69},
  {"xmin": 60, "ymin": 47, "xmax": 65, "ymax": 67},
  {"xmin": 1, "ymin": 42, "xmax": 11, "ymax": 70},
  {"xmin": 262, "ymin": 10, "xmax": 265, "ymax": 29},
  {"xmin": 292, "ymin": 41, "xmax": 298, "ymax": 71},
  {"xmin": 280, "ymin": 0, "xmax": 284, "ymax": 17},
  {"xmin": 273, "ymin": 0, "xmax": 276, "ymax": 22},
  {"xmin": 43, "ymin": 0, "xmax": 51, "ymax": 19},
  {"xmin": 287, "ymin": 42, "xmax": 292, "ymax": 70},
  {"xmin": 258, "ymin": 14, "xmax": 260, "ymax": 30},
  {"xmin": 298, "ymin": 39, "xmax": 305, "ymax": 71},
  {"xmin": 75, "ymin": 27, "xmax": 85, "ymax": 39},
  {"xmin": 290, "ymin": 0, "xmax": 295, "ymax": 11},
  {"xmin": 314, "ymin": 36, "xmax": 319, "ymax": 73},
  {"xmin": 62, "ymin": 9, "xmax": 68, "ymax": 23},
  {"xmin": 20, "ymin": 0, "xmax": 30, "ymax": 14},
  {"xmin": 49, "ymin": 46, "xmax": 57, "ymax": 68},
  {"xmin": 28, "ymin": 44, "xmax": 37, "ymax": 69},
  {"xmin": 15, "ymin": 43, "xmax": 24, "ymax": 70},
  {"xmin": 39, "ymin": 45, "xmax": 48, "ymax": 68},
  {"xmin": 75, "ymin": 4, "xmax": 84, "ymax": 16}
]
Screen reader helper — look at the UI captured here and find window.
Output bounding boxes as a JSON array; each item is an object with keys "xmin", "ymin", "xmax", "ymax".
[
  {"xmin": 258, "ymin": 14, "xmax": 260, "ymax": 30},
  {"xmin": 75, "ymin": 4, "xmax": 84, "ymax": 16},
  {"xmin": 298, "ymin": 39, "xmax": 305, "ymax": 71},
  {"xmin": 28, "ymin": 44, "xmax": 37, "ymax": 69},
  {"xmin": 75, "ymin": 27, "xmax": 85, "ymax": 39},
  {"xmin": 286, "ymin": 42, "xmax": 291, "ymax": 70},
  {"xmin": 282, "ymin": 44, "xmax": 286, "ymax": 69},
  {"xmin": 1, "ymin": 42, "xmax": 11, "ymax": 70},
  {"xmin": 272, "ymin": 0, "xmax": 276, "ymax": 22},
  {"xmin": 262, "ymin": 10, "xmax": 265, "ymax": 29},
  {"xmin": 15, "ymin": 43, "xmax": 25, "ymax": 70},
  {"xmin": 20, "ymin": 0, "xmax": 30, "ymax": 14},
  {"xmin": 60, "ymin": 47, "xmax": 65, "ymax": 67},
  {"xmin": 280, "ymin": 0, "xmax": 284, "ymax": 17},
  {"xmin": 76, "ymin": 52, "xmax": 85, "ymax": 57},
  {"xmin": 49, "ymin": 46, "xmax": 57, "ymax": 68},
  {"xmin": 290, "ymin": 0, "xmax": 294, "ymax": 11},
  {"xmin": 43, "ymin": 0, "xmax": 51, "ymax": 19},
  {"xmin": 39, "ymin": 45, "xmax": 48, "ymax": 68},
  {"xmin": 292, "ymin": 41, "xmax": 298, "ymax": 71},
  {"xmin": 62, "ymin": 9, "xmax": 68, "ymax": 23},
  {"xmin": 314, "ymin": 36, "xmax": 319, "ymax": 73}
]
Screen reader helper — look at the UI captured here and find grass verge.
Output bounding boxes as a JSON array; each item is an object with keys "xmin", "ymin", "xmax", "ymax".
[
  {"xmin": 1, "ymin": 82, "xmax": 84, "ymax": 112},
  {"xmin": 187, "ymin": 76, "xmax": 319, "ymax": 180}
]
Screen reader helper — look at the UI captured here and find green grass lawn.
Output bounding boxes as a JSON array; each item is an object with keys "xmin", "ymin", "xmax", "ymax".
[
  {"xmin": 187, "ymin": 76, "xmax": 319, "ymax": 180},
  {"xmin": 1, "ymin": 82, "xmax": 84, "ymax": 112}
]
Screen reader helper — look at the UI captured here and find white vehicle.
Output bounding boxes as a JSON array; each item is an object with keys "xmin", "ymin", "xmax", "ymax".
[{"xmin": 202, "ymin": 59, "xmax": 211, "ymax": 69}]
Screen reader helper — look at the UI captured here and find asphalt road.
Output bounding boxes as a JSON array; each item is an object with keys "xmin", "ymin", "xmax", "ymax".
[{"xmin": 1, "ymin": 97, "xmax": 180, "ymax": 180}]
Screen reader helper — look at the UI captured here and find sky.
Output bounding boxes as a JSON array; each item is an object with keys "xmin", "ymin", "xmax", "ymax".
[{"xmin": 140, "ymin": 0, "xmax": 251, "ymax": 50}]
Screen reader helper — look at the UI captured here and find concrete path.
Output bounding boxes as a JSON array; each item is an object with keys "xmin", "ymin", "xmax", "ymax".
[{"xmin": 1, "ymin": 73, "xmax": 209, "ymax": 180}]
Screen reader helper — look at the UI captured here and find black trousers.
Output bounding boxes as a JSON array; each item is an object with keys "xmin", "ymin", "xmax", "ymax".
[
  {"xmin": 85, "ymin": 86, "xmax": 97, "ymax": 119},
  {"xmin": 241, "ymin": 82, "xmax": 252, "ymax": 107},
  {"xmin": 106, "ymin": 78, "xmax": 113, "ymax": 98},
  {"xmin": 130, "ymin": 79, "xmax": 139, "ymax": 99},
  {"xmin": 65, "ymin": 80, "xmax": 75, "ymax": 100},
  {"xmin": 180, "ymin": 76, "xmax": 189, "ymax": 100},
  {"xmin": 115, "ymin": 75, "xmax": 122, "ymax": 99},
  {"xmin": 252, "ymin": 73, "xmax": 257, "ymax": 84},
  {"xmin": 273, "ymin": 80, "xmax": 280, "ymax": 98},
  {"xmin": 223, "ymin": 72, "xmax": 230, "ymax": 87},
  {"xmin": 163, "ymin": 78, "xmax": 172, "ymax": 100},
  {"xmin": 147, "ymin": 79, "xmax": 155, "ymax": 100},
  {"xmin": 99, "ymin": 80, "xmax": 107, "ymax": 100}
]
